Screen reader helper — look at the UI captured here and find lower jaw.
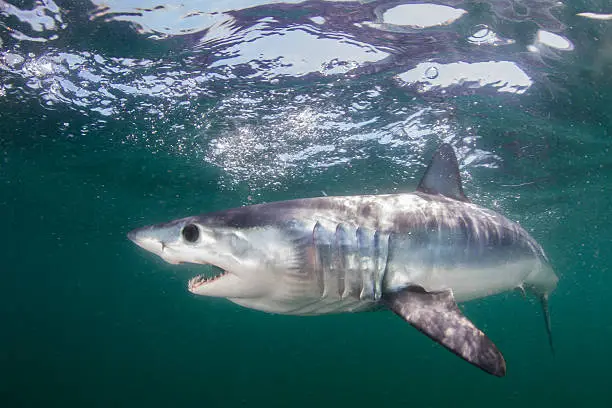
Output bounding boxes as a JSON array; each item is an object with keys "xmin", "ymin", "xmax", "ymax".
[{"xmin": 188, "ymin": 269, "xmax": 229, "ymax": 291}]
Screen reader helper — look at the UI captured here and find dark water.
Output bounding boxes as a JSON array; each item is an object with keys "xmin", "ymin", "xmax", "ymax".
[{"xmin": 1, "ymin": 0, "xmax": 611, "ymax": 406}]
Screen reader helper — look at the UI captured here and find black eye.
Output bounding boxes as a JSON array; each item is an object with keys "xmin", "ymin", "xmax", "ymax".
[{"xmin": 182, "ymin": 224, "xmax": 200, "ymax": 243}]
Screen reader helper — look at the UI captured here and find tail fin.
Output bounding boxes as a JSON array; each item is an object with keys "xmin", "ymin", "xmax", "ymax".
[{"xmin": 539, "ymin": 293, "xmax": 555, "ymax": 355}]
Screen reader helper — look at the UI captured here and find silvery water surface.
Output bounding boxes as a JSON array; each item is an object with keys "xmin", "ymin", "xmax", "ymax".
[{"xmin": 1, "ymin": 0, "xmax": 611, "ymax": 406}]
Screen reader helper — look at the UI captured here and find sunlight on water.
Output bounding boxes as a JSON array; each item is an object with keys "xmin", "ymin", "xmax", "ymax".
[
  {"xmin": 1, "ymin": 0, "xmax": 576, "ymax": 194},
  {"xmin": 396, "ymin": 60, "xmax": 534, "ymax": 94},
  {"xmin": 0, "ymin": 0, "xmax": 603, "ymax": 190},
  {"xmin": 371, "ymin": 3, "xmax": 467, "ymax": 29}
]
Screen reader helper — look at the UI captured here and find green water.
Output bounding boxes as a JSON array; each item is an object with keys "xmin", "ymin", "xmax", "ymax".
[
  {"xmin": 2, "ymin": 0, "xmax": 612, "ymax": 406},
  {"xmin": 2, "ymin": 99, "xmax": 611, "ymax": 407}
]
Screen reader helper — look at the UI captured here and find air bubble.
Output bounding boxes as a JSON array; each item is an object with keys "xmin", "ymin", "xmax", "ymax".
[
  {"xmin": 470, "ymin": 24, "xmax": 490, "ymax": 39},
  {"xmin": 425, "ymin": 66, "xmax": 439, "ymax": 79}
]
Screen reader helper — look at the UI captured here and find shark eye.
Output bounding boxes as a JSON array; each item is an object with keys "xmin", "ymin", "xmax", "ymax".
[{"xmin": 182, "ymin": 224, "xmax": 200, "ymax": 243}]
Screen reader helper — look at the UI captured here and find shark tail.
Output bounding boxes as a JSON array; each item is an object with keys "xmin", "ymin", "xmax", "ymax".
[{"xmin": 539, "ymin": 293, "xmax": 555, "ymax": 355}]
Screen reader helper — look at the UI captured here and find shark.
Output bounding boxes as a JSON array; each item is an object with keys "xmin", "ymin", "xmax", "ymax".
[{"xmin": 128, "ymin": 143, "xmax": 558, "ymax": 377}]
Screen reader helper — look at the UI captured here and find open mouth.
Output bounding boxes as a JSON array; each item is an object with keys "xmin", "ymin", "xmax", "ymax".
[{"xmin": 187, "ymin": 265, "xmax": 230, "ymax": 291}]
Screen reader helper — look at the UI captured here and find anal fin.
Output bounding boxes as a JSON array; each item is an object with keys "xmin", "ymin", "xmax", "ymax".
[{"xmin": 384, "ymin": 286, "xmax": 506, "ymax": 377}]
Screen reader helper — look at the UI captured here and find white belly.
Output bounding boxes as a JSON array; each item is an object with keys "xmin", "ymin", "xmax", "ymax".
[{"xmin": 414, "ymin": 258, "xmax": 538, "ymax": 302}]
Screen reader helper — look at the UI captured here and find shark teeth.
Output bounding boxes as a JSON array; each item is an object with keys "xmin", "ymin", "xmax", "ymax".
[{"xmin": 187, "ymin": 269, "xmax": 228, "ymax": 290}]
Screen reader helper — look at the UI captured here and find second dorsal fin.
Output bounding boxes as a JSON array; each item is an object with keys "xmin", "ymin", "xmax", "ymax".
[{"xmin": 417, "ymin": 143, "xmax": 469, "ymax": 202}]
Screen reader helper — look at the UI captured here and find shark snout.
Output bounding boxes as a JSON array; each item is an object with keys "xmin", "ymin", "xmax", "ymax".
[
  {"xmin": 127, "ymin": 225, "xmax": 187, "ymax": 265},
  {"xmin": 127, "ymin": 226, "xmax": 157, "ymax": 245},
  {"xmin": 127, "ymin": 229, "xmax": 138, "ymax": 243},
  {"xmin": 128, "ymin": 227, "xmax": 164, "ymax": 254}
]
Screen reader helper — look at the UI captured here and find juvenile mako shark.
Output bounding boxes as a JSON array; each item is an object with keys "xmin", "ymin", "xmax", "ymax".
[{"xmin": 128, "ymin": 144, "xmax": 558, "ymax": 377}]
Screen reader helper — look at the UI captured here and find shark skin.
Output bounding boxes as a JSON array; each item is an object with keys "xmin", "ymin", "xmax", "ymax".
[{"xmin": 128, "ymin": 144, "xmax": 558, "ymax": 377}]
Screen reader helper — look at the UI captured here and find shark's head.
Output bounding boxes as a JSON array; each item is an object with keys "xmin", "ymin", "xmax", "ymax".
[{"xmin": 128, "ymin": 215, "xmax": 292, "ymax": 300}]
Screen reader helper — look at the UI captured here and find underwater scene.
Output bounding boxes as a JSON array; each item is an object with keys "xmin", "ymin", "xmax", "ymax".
[{"xmin": 1, "ymin": 0, "xmax": 611, "ymax": 406}]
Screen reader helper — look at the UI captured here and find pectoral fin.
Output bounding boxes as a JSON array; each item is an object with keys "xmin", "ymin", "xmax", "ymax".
[{"xmin": 384, "ymin": 286, "xmax": 506, "ymax": 377}]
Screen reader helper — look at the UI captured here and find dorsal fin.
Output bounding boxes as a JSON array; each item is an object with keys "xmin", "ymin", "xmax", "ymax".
[{"xmin": 417, "ymin": 143, "xmax": 469, "ymax": 202}]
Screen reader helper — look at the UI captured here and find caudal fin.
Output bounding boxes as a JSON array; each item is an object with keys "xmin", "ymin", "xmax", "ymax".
[{"xmin": 539, "ymin": 293, "xmax": 555, "ymax": 354}]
